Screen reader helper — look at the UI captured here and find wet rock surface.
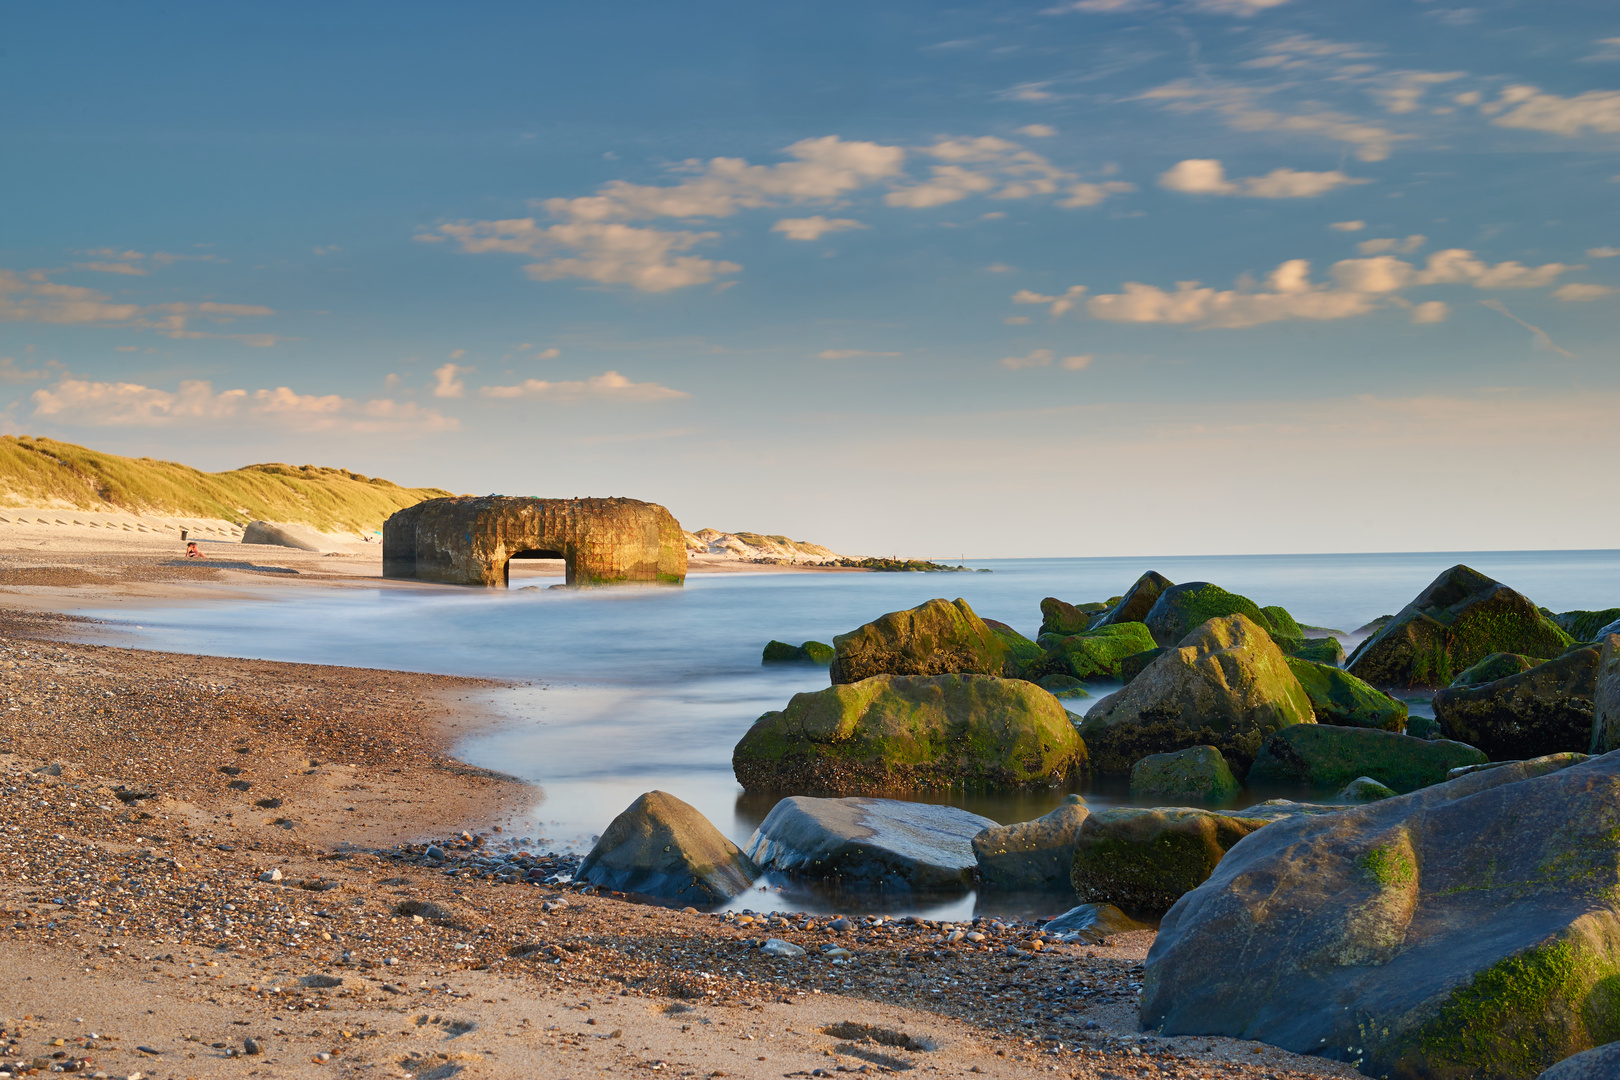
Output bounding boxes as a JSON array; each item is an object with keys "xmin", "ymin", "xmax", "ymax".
[
  {"xmin": 828, "ymin": 598, "xmax": 1014, "ymax": 685},
  {"xmin": 1433, "ymin": 645, "xmax": 1600, "ymax": 760},
  {"xmin": 1246, "ymin": 723, "xmax": 1487, "ymax": 794},
  {"xmin": 972, "ymin": 794, "xmax": 1090, "ymax": 891},
  {"xmin": 745, "ymin": 796, "xmax": 998, "ymax": 890}
]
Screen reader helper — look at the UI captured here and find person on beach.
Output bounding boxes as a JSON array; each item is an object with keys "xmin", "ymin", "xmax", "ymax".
[{"xmin": 186, "ymin": 541, "xmax": 207, "ymax": 559}]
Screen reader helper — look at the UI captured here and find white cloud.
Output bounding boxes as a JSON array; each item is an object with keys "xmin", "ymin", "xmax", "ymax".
[
  {"xmin": 818, "ymin": 349, "xmax": 902, "ymax": 360},
  {"xmin": 772, "ymin": 216, "xmax": 866, "ymax": 241},
  {"xmin": 432, "ymin": 363, "xmax": 468, "ymax": 398},
  {"xmin": 477, "ymin": 370, "xmax": 687, "ymax": 402},
  {"xmin": 75, "ymin": 261, "xmax": 147, "ymax": 276},
  {"xmin": 1331, "ymin": 220, "xmax": 1367, "ymax": 232},
  {"xmin": 1047, "ymin": 0, "xmax": 1146, "ymax": 10},
  {"xmin": 985, "ymin": 263, "xmax": 1016, "ymax": 273},
  {"xmin": 432, "ymin": 219, "xmax": 741, "ymax": 292},
  {"xmin": 1013, "ymin": 285, "xmax": 1090, "ymax": 317},
  {"xmin": 1185, "ymin": 0, "xmax": 1290, "ymax": 12},
  {"xmin": 1356, "ymin": 235, "xmax": 1426, "ymax": 255},
  {"xmin": 1141, "ymin": 81, "xmax": 1404, "ymax": 162},
  {"xmin": 1486, "ymin": 85, "xmax": 1620, "ymax": 136},
  {"xmin": 0, "ymin": 268, "xmax": 278, "ymax": 344},
  {"xmin": 1588, "ymin": 247, "xmax": 1620, "ymax": 258},
  {"xmin": 1369, "ymin": 71, "xmax": 1464, "ymax": 115},
  {"xmin": 1158, "ymin": 159, "xmax": 1367, "ymax": 198},
  {"xmin": 1061, "ymin": 354, "xmax": 1094, "ymax": 369},
  {"xmin": 535, "ymin": 347, "xmax": 561, "ymax": 359},
  {"xmin": 1000, "ymin": 349, "xmax": 1094, "ymax": 370},
  {"xmin": 30, "ymin": 378, "xmax": 455, "ymax": 432},
  {"xmin": 1019, "ymin": 124, "xmax": 1057, "ymax": 137},
  {"xmin": 1413, "ymin": 249, "xmax": 1574, "ymax": 289},
  {"xmin": 1060, "ymin": 181, "xmax": 1136, "ymax": 207},
  {"xmin": 1409, "ymin": 301, "xmax": 1449, "ymax": 324},
  {"xmin": 1552, "ymin": 283, "xmax": 1616, "ymax": 301},
  {"xmin": 886, "ymin": 136, "xmax": 1134, "ymax": 210},
  {"xmin": 1048, "ymin": 0, "xmax": 1288, "ymax": 13},
  {"xmin": 542, "ymin": 136, "xmax": 906, "ymax": 223}
]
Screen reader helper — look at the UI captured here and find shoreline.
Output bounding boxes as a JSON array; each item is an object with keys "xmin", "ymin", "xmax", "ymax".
[{"xmin": 0, "ymin": 534, "xmax": 1359, "ymax": 1079}]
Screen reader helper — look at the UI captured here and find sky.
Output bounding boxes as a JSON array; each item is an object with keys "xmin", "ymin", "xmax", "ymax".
[{"xmin": 3, "ymin": 0, "xmax": 1618, "ymax": 557}]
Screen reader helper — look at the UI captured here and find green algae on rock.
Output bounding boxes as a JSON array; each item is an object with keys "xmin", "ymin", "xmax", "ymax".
[
  {"xmin": 1450, "ymin": 651, "xmax": 1542, "ymax": 687},
  {"xmin": 1091, "ymin": 571, "xmax": 1175, "ymax": 630},
  {"xmin": 1141, "ymin": 753, "xmax": 1620, "ymax": 1080},
  {"xmin": 732, "ymin": 672, "xmax": 1086, "ymax": 794},
  {"xmin": 1433, "ymin": 646, "xmax": 1600, "ymax": 761},
  {"xmin": 761, "ymin": 639, "xmax": 835, "ymax": 665},
  {"xmin": 1247, "ymin": 723, "xmax": 1486, "ymax": 793},
  {"xmin": 1552, "ymin": 608, "xmax": 1620, "ymax": 642},
  {"xmin": 1037, "ymin": 673, "xmax": 1090, "ymax": 699},
  {"xmin": 1285, "ymin": 656, "xmax": 1407, "ymax": 731},
  {"xmin": 1079, "ymin": 614, "xmax": 1314, "ymax": 776},
  {"xmin": 1288, "ymin": 636, "xmax": 1347, "ymax": 665},
  {"xmin": 1129, "ymin": 745, "xmax": 1240, "ymax": 802},
  {"xmin": 1592, "ymin": 634, "xmax": 1620, "ymax": 754},
  {"xmin": 1345, "ymin": 564, "xmax": 1575, "ymax": 689},
  {"xmin": 1026, "ymin": 621, "xmax": 1158, "ymax": 682},
  {"xmin": 972, "ymin": 793, "xmax": 1090, "ymax": 890},
  {"xmin": 1038, "ymin": 597, "xmax": 1105, "ymax": 637},
  {"xmin": 1143, "ymin": 582, "xmax": 1276, "ymax": 649},
  {"xmin": 828, "ymin": 597, "xmax": 1013, "ymax": 685},
  {"xmin": 1337, "ymin": 775, "xmax": 1398, "ymax": 802},
  {"xmin": 981, "ymin": 618, "xmax": 1044, "ymax": 673}
]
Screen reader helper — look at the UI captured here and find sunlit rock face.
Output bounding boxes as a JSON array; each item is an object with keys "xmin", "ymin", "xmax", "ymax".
[{"xmin": 383, "ymin": 495, "xmax": 687, "ymax": 587}]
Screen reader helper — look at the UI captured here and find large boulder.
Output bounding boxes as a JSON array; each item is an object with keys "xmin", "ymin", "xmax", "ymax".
[
  {"xmin": 1143, "ymin": 582, "xmax": 1274, "ymax": 649},
  {"xmin": 1592, "ymin": 635, "xmax": 1620, "ymax": 754},
  {"xmin": 1247, "ymin": 723, "xmax": 1486, "ymax": 794},
  {"xmin": 577, "ymin": 791, "xmax": 758, "ymax": 905},
  {"xmin": 744, "ymin": 796, "xmax": 996, "ymax": 890},
  {"xmin": 971, "ymin": 794, "xmax": 1089, "ymax": 890},
  {"xmin": 1026, "ymin": 622, "xmax": 1158, "ymax": 681},
  {"xmin": 829, "ymin": 598, "xmax": 1012, "ymax": 684},
  {"xmin": 1039, "ymin": 597, "xmax": 1105, "ymax": 637},
  {"xmin": 732, "ymin": 673, "xmax": 1086, "ymax": 793},
  {"xmin": 1078, "ymin": 614, "xmax": 1314, "ymax": 775},
  {"xmin": 982, "ymin": 619, "xmax": 1043, "ymax": 673},
  {"xmin": 1119, "ymin": 648, "xmax": 1167, "ymax": 685},
  {"xmin": 762, "ymin": 639, "xmax": 834, "ymax": 665},
  {"xmin": 1260, "ymin": 605, "xmax": 1305, "ymax": 649},
  {"xmin": 1346, "ymin": 564, "xmax": 1574, "ymax": 689},
  {"xmin": 1140, "ymin": 753, "xmax": 1620, "ymax": 1080},
  {"xmin": 1289, "ymin": 637, "xmax": 1346, "ymax": 665},
  {"xmin": 1129, "ymin": 745, "xmax": 1240, "ymax": 802},
  {"xmin": 1433, "ymin": 647, "xmax": 1600, "ymax": 761},
  {"xmin": 1539, "ymin": 1042, "xmax": 1620, "ymax": 1079},
  {"xmin": 1091, "ymin": 571, "xmax": 1175, "ymax": 630},
  {"xmin": 1552, "ymin": 608, "xmax": 1620, "ymax": 642},
  {"xmin": 1071, "ymin": 803, "xmax": 1326, "ymax": 914},
  {"xmin": 1285, "ymin": 657, "xmax": 1407, "ymax": 731}
]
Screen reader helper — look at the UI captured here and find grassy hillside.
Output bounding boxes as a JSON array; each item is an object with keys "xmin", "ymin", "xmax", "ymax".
[{"xmin": 0, "ymin": 436, "xmax": 452, "ymax": 533}]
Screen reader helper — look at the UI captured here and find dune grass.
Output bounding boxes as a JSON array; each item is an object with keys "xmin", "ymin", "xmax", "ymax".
[{"xmin": 0, "ymin": 436, "xmax": 452, "ymax": 533}]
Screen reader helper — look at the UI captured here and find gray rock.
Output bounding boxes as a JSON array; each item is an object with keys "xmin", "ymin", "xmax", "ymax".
[
  {"xmin": 424, "ymin": 845, "xmax": 447, "ymax": 861},
  {"xmin": 760, "ymin": 938, "xmax": 806, "ymax": 958},
  {"xmin": 1433, "ymin": 646, "xmax": 1600, "ymax": 760},
  {"xmin": 745, "ymin": 796, "xmax": 997, "ymax": 891},
  {"xmin": 258, "ymin": 868, "xmax": 282, "ymax": 882},
  {"xmin": 1092, "ymin": 571, "xmax": 1175, "ymax": 630},
  {"xmin": 1336, "ymin": 776, "xmax": 1397, "ymax": 802},
  {"xmin": 971, "ymin": 794, "xmax": 1089, "ymax": 890},
  {"xmin": 1538, "ymin": 1041, "xmax": 1620, "ymax": 1079},
  {"xmin": 1589, "ymin": 634, "xmax": 1620, "ymax": 754},
  {"xmin": 578, "ymin": 790, "xmax": 758, "ymax": 905},
  {"xmin": 243, "ymin": 1037, "xmax": 262, "ymax": 1055},
  {"xmin": 1141, "ymin": 752, "xmax": 1620, "ymax": 1080},
  {"xmin": 1129, "ymin": 745, "xmax": 1239, "ymax": 802},
  {"xmin": 1043, "ymin": 902, "xmax": 1154, "ymax": 942}
]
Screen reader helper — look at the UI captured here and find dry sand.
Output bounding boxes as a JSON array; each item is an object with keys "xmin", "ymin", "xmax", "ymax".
[{"xmin": 0, "ymin": 523, "xmax": 1362, "ymax": 1080}]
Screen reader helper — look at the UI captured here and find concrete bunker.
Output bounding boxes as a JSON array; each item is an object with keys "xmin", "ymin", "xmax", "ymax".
[{"xmin": 383, "ymin": 495, "xmax": 686, "ymax": 587}]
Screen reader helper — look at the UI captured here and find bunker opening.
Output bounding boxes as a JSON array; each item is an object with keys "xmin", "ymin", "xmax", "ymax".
[{"xmin": 504, "ymin": 548, "xmax": 567, "ymax": 587}]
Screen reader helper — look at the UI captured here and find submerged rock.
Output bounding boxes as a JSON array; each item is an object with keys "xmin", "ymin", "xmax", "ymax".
[
  {"xmin": 1091, "ymin": 571, "xmax": 1175, "ymax": 630},
  {"xmin": 1027, "ymin": 622, "xmax": 1158, "ymax": 682},
  {"xmin": 1285, "ymin": 657, "xmax": 1407, "ymax": 731},
  {"xmin": 1345, "ymin": 564, "xmax": 1574, "ymax": 689},
  {"xmin": 1433, "ymin": 646, "xmax": 1600, "ymax": 761},
  {"xmin": 745, "ymin": 796, "xmax": 996, "ymax": 891},
  {"xmin": 1079, "ymin": 614, "xmax": 1314, "ymax": 775},
  {"xmin": 761, "ymin": 640, "xmax": 835, "ymax": 665},
  {"xmin": 578, "ymin": 791, "xmax": 758, "ymax": 905},
  {"xmin": 971, "ymin": 794, "xmax": 1089, "ymax": 890},
  {"xmin": 1141, "ymin": 753, "xmax": 1620, "ymax": 1079},
  {"xmin": 732, "ymin": 673, "xmax": 1085, "ymax": 793},
  {"xmin": 1036, "ymin": 673, "xmax": 1090, "ymax": 699},
  {"xmin": 1246, "ymin": 723, "xmax": 1486, "ymax": 794},
  {"xmin": 1129, "ymin": 745, "xmax": 1240, "ymax": 802},
  {"xmin": 829, "ymin": 598, "xmax": 1013, "ymax": 684}
]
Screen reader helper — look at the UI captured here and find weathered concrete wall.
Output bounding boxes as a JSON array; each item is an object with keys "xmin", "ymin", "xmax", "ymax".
[{"xmin": 383, "ymin": 496, "xmax": 686, "ymax": 587}]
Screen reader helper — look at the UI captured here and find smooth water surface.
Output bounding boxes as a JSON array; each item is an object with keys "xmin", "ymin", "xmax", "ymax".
[{"xmin": 80, "ymin": 549, "xmax": 1620, "ymax": 918}]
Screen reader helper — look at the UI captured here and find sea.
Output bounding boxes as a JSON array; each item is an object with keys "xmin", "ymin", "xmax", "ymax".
[{"xmin": 81, "ymin": 548, "xmax": 1620, "ymax": 920}]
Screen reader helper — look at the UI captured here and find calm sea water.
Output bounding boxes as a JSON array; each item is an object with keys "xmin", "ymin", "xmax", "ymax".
[{"xmin": 81, "ymin": 549, "xmax": 1620, "ymax": 919}]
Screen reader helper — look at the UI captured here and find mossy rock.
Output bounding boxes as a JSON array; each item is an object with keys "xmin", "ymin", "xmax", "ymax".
[
  {"xmin": 1288, "ymin": 637, "xmax": 1346, "ymax": 665},
  {"xmin": 1144, "ymin": 582, "xmax": 1277, "ymax": 649},
  {"xmin": 1405, "ymin": 714, "xmax": 1442, "ymax": 739},
  {"xmin": 1552, "ymin": 608, "xmax": 1620, "ymax": 642},
  {"xmin": 1092, "ymin": 571, "xmax": 1175, "ymax": 630},
  {"xmin": 1433, "ymin": 647, "xmax": 1600, "ymax": 761},
  {"xmin": 1594, "ymin": 634, "xmax": 1620, "ymax": 755},
  {"xmin": 1039, "ymin": 598, "xmax": 1103, "ymax": 637},
  {"xmin": 762, "ymin": 639, "xmax": 835, "ymax": 665},
  {"xmin": 1261, "ymin": 605, "xmax": 1304, "ymax": 649},
  {"xmin": 1129, "ymin": 745, "xmax": 1240, "ymax": 802},
  {"xmin": 1025, "ymin": 622, "xmax": 1158, "ymax": 682},
  {"xmin": 1120, "ymin": 648, "xmax": 1167, "ymax": 686},
  {"xmin": 982, "ymin": 618, "xmax": 1043, "ymax": 673},
  {"xmin": 732, "ymin": 673, "xmax": 1086, "ymax": 794},
  {"xmin": 829, "ymin": 598, "xmax": 1013, "ymax": 685},
  {"xmin": 1037, "ymin": 674, "xmax": 1090, "ymax": 700},
  {"xmin": 1450, "ymin": 652, "xmax": 1540, "ymax": 688},
  {"xmin": 1079, "ymin": 614, "xmax": 1314, "ymax": 776},
  {"xmin": 1285, "ymin": 656, "xmax": 1407, "ymax": 731},
  {"xmin": 1247, "ymin": 723, "xmax": 1486, "ymax": 793},
  {"xmin": 1346, "ymin": 564, "xmax": 1575, "ymax": 689},
  {"xmin": 1070, "ymin": 806, "xmax": 1277, "ymax": 914},
  {"xmin": 1336, "ymin": 775, "xmax": 1397, "ymax": 802}
]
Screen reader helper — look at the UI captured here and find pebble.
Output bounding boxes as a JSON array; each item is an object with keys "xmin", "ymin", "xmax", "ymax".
[
  {"xmin": 760, "ymin": 938, "xmax": 806, "ymax": 958},
  {"xmin": 259, "ymin": 867, "xmax": 283, "ymax": 882}
]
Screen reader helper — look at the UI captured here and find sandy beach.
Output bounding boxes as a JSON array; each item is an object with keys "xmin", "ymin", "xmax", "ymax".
[{"xmin": 0, "ymin": 522, "xmax": 1362, "ymax": 1080}]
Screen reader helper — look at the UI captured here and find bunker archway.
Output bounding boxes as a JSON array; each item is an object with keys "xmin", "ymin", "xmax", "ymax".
[
  {"xmin": 383, "ymin": 496, "xmax": 686, "ymax": 588},
  {"xmin": 503, "ymin": 547, "xmax": 566, "ymax": 586}
]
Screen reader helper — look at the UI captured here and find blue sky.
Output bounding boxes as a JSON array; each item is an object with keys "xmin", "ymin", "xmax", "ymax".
[{"xmin": 3, "ymin": 1, "xmax": 1617, "ymax": 556}]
